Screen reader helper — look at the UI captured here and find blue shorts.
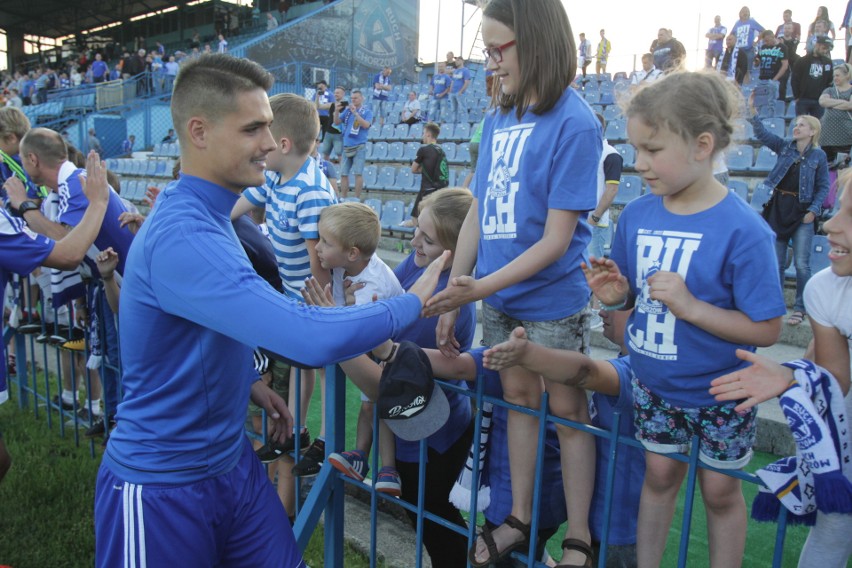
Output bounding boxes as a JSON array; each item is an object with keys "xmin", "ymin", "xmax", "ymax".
[
  {"xmin": 631, "ymin": 377, "xmax": 755, "ymax": 469},
  {"xmin": 320, "ymin": 132, "xmax": 342, "ymax": 161},
  {"xmin": 95, "ymin": 437, "xmax": 305, "ymax": 568},
  {"xmin": 340, "ymin": 146, "xmax": 366, "ymax": 177}
]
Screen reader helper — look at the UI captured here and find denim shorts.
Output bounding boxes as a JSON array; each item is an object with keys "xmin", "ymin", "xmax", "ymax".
[
  {"xmin": 481, "ymin": 302, "xmax": 590, "ymax": 354},
  {"xmin": 631, "ymin": 377, "xmax": 755, "ymax": 469},
  {"xmin": 320, "ymin": 132, "xmax": 342, "ymax": 160},
  {"xmin": 341, "ymin": 145, "xmax": 366, "ymax": 176}
]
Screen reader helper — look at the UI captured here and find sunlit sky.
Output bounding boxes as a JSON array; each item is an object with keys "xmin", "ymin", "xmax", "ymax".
[{"xmin": 419, "ymin": 0, "xmax": 849, "ymax": 72}]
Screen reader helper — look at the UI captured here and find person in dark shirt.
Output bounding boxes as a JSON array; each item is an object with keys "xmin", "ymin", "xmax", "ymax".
[
  {"xmin": 408, "ymin": 122, "xmax": 449, "ymax": 224},
  {"xmin": 756, "ymin": 30, "xmax": 790, "ymax": 100},
  {"xmin": 793, "ymin": 36, "xmax": 835, "ymax": 117},
  {"xmin": 651, "ymin": 28, "xmax": 686, "ymax": 72}
]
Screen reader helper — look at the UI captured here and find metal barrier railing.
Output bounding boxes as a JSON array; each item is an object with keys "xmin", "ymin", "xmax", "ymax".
[{"xmin": 5, "ymin": 277, "xmax": 795, "ymax": 567}]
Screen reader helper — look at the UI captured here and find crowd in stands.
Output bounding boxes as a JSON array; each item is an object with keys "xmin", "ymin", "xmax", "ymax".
[{"xmin": 3, "ymin": 1, "xmax": 852, "ymax": 567}]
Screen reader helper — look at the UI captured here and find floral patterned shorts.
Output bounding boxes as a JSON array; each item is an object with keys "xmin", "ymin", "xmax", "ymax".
[{"xmin": 632, "ymin": 377, "xmax": 756, "ymax": 469}]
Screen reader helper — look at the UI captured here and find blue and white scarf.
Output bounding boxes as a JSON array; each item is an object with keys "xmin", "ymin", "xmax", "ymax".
[
  {"xmin": 449, "ymin": 401, "xmax": 493, "ymax": 513},
  {"xmin": 752, "ymin": 359, "xmax": 852, "ymax": 525}
]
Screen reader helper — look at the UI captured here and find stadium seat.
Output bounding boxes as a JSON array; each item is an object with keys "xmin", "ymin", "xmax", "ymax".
[
  {"xmin": 603, "ymin": 105, "xmax": 622, "ymax": 122},
  {"xmin": 364, "ymin": 141, "xmax": 376, "ymax": 161},
  {"xmin": 131, "ymin": 160, "xmax": 145, "ymax": 176},
  {"xmin": 386, "ymin": 141, "xmax": 405, "ymax": 162},
  {"xmin": 392, "ymin": 123, "xmax": 409, "ymax": 141},
  {"xmin": 364, "ymin": 198, "xmax": 382, "ymax": 216},
  {"xmin": 455, "ymin": 143, "xmax": 471, "ymax": 165},
  {"xmin": 749, "ymin": 182, "xmax": 772, "ymax": 211},
  {"xmin": 614, "ymin": 144, "xmax": 635, "ymax": 169},
  {"xmin": 379, "ymin": 123, "xmax": 395, "ymax": 141},
  {"xmin": 784, "ymin": 101, "xmax": 796, "ymax": 119},
  {"xmin": 153, "ymin": 160, "xmax": 169, "ymax": 178},
  {"xmin": 408, "ymin": 123, "xmax": 424, "ymax": 141},
  {"xmin": 145, "ymin": 160, "xmax": 158, "ymax": 176},
  {"xmin": 604, "ymin": 118, "xmax": 626, "ymax": 141},
  {"xmin": 454, "ymin": 122, "xmax": 471, "ymax": 142},
  {"xmin": 441, "ymin": 142, "xmax": 457, "ymax": 162},
  {"xmin": 615, "ymin": 175, "xmax": 643, "ymax": 205},
  {"xmin": 726, "ymin": 145, "xmax": 753, "ymax": 172},
  {"xmin": 599, "ymin": 92, "xmax": 615, "ymax": 106},
  {"xmin": 376, "ymin": 166, "xmax": 397, "ymax": 190},
  {"xmin": 760, "ymin": 118, "xmax": 786, "ymax": 138},
  {"xmin": 811, "ymin": 235, "xmax": 831, "ymax": 273},
  {"xmin": 732, "ymin": 119, "xmax": 754, "ymax": 141},
  {"xmin": 152, "ymin": 143, "xmax": 165, "ymax": 157},
  {"xmin": 380, "ymin": 199, "xmax": 405, "ymax": 229},
  {"xmin": 341, "ymin": 197, "xmax": 360, "ymax": 203},
  {"xmin": 467, "ymin": 108, "xmax": 484, "ymax": 123},
  {"xmin": 412, "ymin": 173, "xmax": 422, "ymax": 189},
  {"xmin": 395, "ymin": 169, "xmax": 416, "ymax": 192},
  {"xmin": 584, "ymin": 91, "xmax": 601, "ymax": 104},
  {"xmin": 403, "ymin": 142, "xmax": 419, "ymax": 162},
  {"xmin": 371, "ymin": 141, "xmax": 388, "ymax": 162},
  {"xmin": 440, "ymin": 123, "xmax": 455, "ymax": 140},
  {"xmin": 362, "ymin": 165, "xmax": 378, "ymax": 189},
  {"xmin": 613, "ymin": 71, "xmax": 629, "ymax": 81},
  {"xmin": 751, "ymin": 146, "xmax": 777, "ymax": 173},
  {"xmin": 728, "ymin": 180, "xmax": 749, "ymax": 201},
  {"xmin": 168, "ymin": 143, "xmax": 180, "ymax": 158}
]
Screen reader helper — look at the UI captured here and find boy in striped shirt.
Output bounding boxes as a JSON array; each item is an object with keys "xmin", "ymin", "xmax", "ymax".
[{"xmin": 231, "ymin": 93, "xmax": 337, "ymax": 471}]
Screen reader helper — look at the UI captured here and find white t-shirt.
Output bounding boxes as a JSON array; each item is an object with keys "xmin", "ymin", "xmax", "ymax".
[
  {"xmin": 332, "ymin": 254, "xmax": 404, "ymax": 306},
  {"xmin": 804, "ymin": 267, "xmax": 852, "ymax": 378}
]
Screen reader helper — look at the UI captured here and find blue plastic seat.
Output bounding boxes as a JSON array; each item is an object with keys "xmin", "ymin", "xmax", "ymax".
[
  {"xmin": 395, "ymin": 169, "xmax": 416, "ymax": 192},
  {"xmin": 760, "ymin": 118, "xmax": 786, "ymax": 138},
  {"xmin": 145, "ymin": 160, "xmax": 158, "ymax": 176},
  {"xmin": 584, "ymin": 91, "xmax": 601, "ymax": 104},
  {"xmin": 379, "ymin": 124, "xmax": 395, "ymax": 141},
  {"xmin": 386, "ymin": 141, "xmax": 405, "ymax": 162},
  {"xmin": 749, "ymin": 183, "xmax": 772, "ymax": 211},
  {"xmin": 614, "ymin": 144, "xmax": 635, "ymax": 169},
  {"xmin": 455, "ymin": 143, "xmax": 471, "ymax": 165},
  {"xmin": 603, "ymin": 105, "xmax": 622, "ymax": 121},
  {"xmin": 454, "ymin": 122, "xmax": 471, "ymax": 142},
  {"xmin": 371, "ymin": 141, "xmax": 388, "ymax": 162},
  {"xmin": 364, "ymin": 198, "xmax": 382, "ymax": 215},
  {"xmin": 408, "ymin": 123, "xmax": 424, "ymax": 141},
  {"xmin": 811, "ymin": 235, "xmax": 831, "ymax": 273},
  {"xmin": 751, "ymin": 146, "xmax": 777, "ymax": 173},
  {"xmin": 440, "ymin": 123, "xmax": 455, "ymax": 140},
  {"xmin": 392, "ymin": 123, "xmax": 409, "ymax": 141},
  {"xmin": 376, "ymin": 166, "xmax": 396, "ymax": 190},
  {"xmin": 728, "ymin": 180, "xmax": 749, "ymax": 201},
  {"xmin": 403, "ymin": 142, "xmax": 419, "ymax": 162},
  {"xmin": 604, "ymin": 118, "xmax": 626, "ymax": 141},
  {"xmin": 380, "ymin": 199, "xmax": 405, "ymax": 229},
  {"xmin": 615, "ymin": 175, "xmax": 643, "ymax": 205},
  {"xmin": 362, "ymin": 165, "xmax": 378, "ymax": 189},
  {"xmin": 441, "ymin": 142, "xmax": 457, "ymax": 162},
  {"xmin": 726, "ymin": 145, "xmax": 753, "ymax": 172}
]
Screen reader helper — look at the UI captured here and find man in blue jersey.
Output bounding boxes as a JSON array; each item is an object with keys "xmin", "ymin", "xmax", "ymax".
[
  {"xmin": 334, "ymin": 89, "xmax": 372, "ymax": 199},
  {"xmin": 93, "ymin": 53, "xmax": 447, "ymax": 568},
  {"xmin": 1, "ymin": 151, "xmax": 110, "ymax": 482}
]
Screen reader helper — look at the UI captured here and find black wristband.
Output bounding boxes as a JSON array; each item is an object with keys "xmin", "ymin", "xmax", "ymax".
[{"xmin": 12, "ymin": 200, "xmax": 39, "ymax": 218}]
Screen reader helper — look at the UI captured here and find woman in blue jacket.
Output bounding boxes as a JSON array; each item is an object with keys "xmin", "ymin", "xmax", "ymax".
[{"xmin": 750, "ymin": 111, "xmax": 830, "ymax": 325}]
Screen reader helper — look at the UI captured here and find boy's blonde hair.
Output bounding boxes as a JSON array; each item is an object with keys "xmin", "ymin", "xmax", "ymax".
[
  {"xmin": 418, "ymin": 187, "xmax": 473, "ymax": 254},
  {"xmin": 624, "ymin": 70, "xmax": 740, "ymax": 155},
  {"xmin": 796, "ymin": 115, "xmax": 822, "ymax": 147},
  {"xmin": 0, "ymin": 107, "xmax": 32, "ymax": 142},
  {"xmin": 269, "ymin": 93, "xmax": 320, "ymax": 156},
  {"xmin": 319, "ymin": 202, "xmax": 380, "ymax": 257}
]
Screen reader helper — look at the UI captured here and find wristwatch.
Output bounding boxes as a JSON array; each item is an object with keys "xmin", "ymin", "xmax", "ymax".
[
  {"xmin": 590, "ymin": 214, "xmax": 601, "ymax": 224},
  {"xmin": 13, "ymin": 200, "xmax": 39, "ymax": 218}
]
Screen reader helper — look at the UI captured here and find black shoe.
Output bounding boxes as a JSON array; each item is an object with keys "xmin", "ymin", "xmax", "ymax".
[
  {"xmin": 256, "ymin": 429, "xmax": 311, "ymax": 463},
  {"xmin": 84, "ymin": 416, "xmax": 116, "ymax": 438},
  {"xmin": 52, "ymin": 394, "xmax": 74, "ymax": 411},
  {"xmin": 292, "ymin": 439, "xmax": 325, "ymax": 477}
]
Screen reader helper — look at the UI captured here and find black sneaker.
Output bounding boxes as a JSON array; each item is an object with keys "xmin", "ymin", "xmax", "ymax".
[
  {"xmin": 292, "ymin": 439, "xmax": 325, "ymax": 477},
  {"xmin": 84, "ymin": 416, "xmax": 116, "ymax": 438},
  {"xmin": 52, "ymin": 394, "xmax": 74, "ymax": 412},
  {"xmin": 256, "ymin": 429, "xmax": 311, "ymax": 464}
]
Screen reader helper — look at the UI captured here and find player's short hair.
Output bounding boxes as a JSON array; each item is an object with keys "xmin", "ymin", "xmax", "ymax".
[
  {"xmin": 424, "ymin": 122, "xmax": 441, "ymax": 139},
  {"xmin": 268, "ymin": 93, "xmax": 320, "ymax": 155},
  {"xmin": 171, "ymin": 54, "xmax": 273, "ymax": 144},
  {"xmin": 20, "ymin": 127, "xmax": 68, "ymax": 167},
  {"xmin": 319, "ymin": 202, "xmax": 380, "ymax": 257}
]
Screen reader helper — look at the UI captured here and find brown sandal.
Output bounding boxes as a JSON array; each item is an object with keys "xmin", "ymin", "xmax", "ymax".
[
  {"xmin": 467, "ymin": 514, "xmax": 531, "ymax": 567},
  {"xmin": 555, "ymin": 538, "xmax": 594, "ymax": 568}
]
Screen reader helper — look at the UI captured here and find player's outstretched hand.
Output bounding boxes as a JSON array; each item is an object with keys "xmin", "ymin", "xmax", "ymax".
[
  {"xmin": 408, "ymin": 250, "xmax": 451, "ymax": 308},
  {"xmin": 709, "ymin": 349, "xmax": 794, "ymax": 412},
  {"xmin": 582, "ymin": 256, "xmax": 629, "ymax": 306},
  {"xmin": 80, "ymin": 150, "xmax": 109, "ymax": 206},
  {"xmin": 484, "ymin": 327, "xmax": 529, "ymax": 371}
]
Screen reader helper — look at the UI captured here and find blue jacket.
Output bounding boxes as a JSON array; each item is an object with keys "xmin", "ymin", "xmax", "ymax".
[{"xmin": 750, "ymin": 116, "xmax": 830, "ymax": 215}]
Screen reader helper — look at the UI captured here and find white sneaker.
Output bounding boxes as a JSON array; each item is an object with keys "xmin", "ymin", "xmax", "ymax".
[{"xmin": 589, "ymin": 313, "xmax": 603, "ymax": 330}]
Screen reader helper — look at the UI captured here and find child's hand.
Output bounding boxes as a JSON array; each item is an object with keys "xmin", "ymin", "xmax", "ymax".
[
  {"xmin": 423, "ymin": 275, "xmax": 480, "ymax": 317},
  {"xmin": 118, "ymin": 211, "xmax": 146, "ymax": 234},
  {"xmin": 582, "ymin": 257, "xmax": 629, "ymax": 306},
  {"xmin": 709, "ymin": 349, "xmax": 794, "ymax": 412},
  {"xmin": 342, "ymin": 278, "xmax": 368, "ymax": 306},
  {"xmin": 484, "ymin": 327, "xmax": 529, "ymax": 371},
  {"xmin": 144, "ymin": 185, "xmax": 161, "ymax": 207},
  {"xmin": 408, "ymin": 250, "xmax": 452, "ymax": 308},
  {"xmin": 301, "ymin": 277, "xmax": 335, "ymax": 307},
  {"xmin": 647, "ymin": 271, "xmax": 694, "ymax": 319},
  {"xmin": 435, "ymin": 309, "xmax": 461, "ymax": 358},
  {"xmin": 96, "ymin": 247, "xmax": 119, "ymax": 280}
]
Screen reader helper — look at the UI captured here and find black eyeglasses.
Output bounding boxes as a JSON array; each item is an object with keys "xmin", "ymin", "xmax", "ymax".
[{"xmin": 482, "ymin": 40, "xmax": 516, "ymax": 63}]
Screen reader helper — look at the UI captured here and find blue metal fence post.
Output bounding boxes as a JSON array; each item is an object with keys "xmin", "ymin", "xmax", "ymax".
[
  {"xmin": 676, "ymin": 435, "xmax": 703, "ymax": 567},
  {"xmin": 323, "ymin": 363, "xmax": 346, "ymax": 566}
]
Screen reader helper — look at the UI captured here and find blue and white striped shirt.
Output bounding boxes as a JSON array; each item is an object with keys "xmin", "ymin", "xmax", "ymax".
[{"xmin": 243, "ymin": 157, "xmax": 337, "ymax": 296}]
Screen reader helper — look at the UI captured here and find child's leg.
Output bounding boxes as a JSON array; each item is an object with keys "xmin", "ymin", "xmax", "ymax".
[
  {"xmin": 356, "ymin": 399, "xmax": 374, "ymax": 457},
  {"xmin": 378, "ymin": 420, "xmax": 396, "ymax": 470},
  {"xmin": 547, "ymin": 381, "xmax": 595, "ymax": 564},
  {"xmin": 698, "ymin": 469, "xmax": 746, "ymax": 568},
  {"xmin": 637, "ymin": 452, "xmax": 687, "ymax": 568}
]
